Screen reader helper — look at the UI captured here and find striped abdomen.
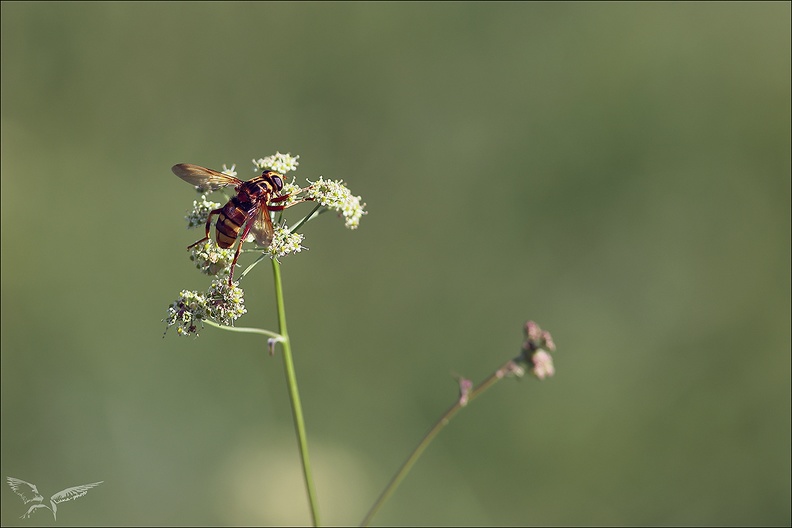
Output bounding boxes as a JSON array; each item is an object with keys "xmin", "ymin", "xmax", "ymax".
[{"xmin": 214, "ymin": 175, "xmax": 279, "ymax": 248}]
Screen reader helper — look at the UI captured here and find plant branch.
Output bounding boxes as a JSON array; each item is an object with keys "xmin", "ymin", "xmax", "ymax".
[
  {"xmin": 203, "ymin": 319, "xmax": 282, "ymax": 340},
  {"xmin": 360, "ymin": 359, "xmax": 518, "ymax": 527},
  {"xmin": 289, "ymin": 203, "xmax": 324, "ymax": 233}
]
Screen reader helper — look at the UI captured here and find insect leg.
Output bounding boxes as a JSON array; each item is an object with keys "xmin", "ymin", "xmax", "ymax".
[
  {"xmin": 266, "ymin": 197, "xmax": 315, "ymax": 212},
  {"xmin": 187, "ymin": 208, "xmax": 222, "ymax": 249},
  {"xmin": 226, "ymin": 213, "xmax": 258, "ymax": 285}
]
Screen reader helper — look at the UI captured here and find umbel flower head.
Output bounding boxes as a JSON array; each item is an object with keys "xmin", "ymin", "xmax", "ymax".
[
  {"xmin": 186, "ymin": 194, "xmax": 221, "ymax": 229},
  {"xmin": 189, "ymin": 240, "xmax": 234, "ymax": 277},
  {"xmin": 164, "ymin": 289, "xmax": 209, "ymax": 337},
  {"xmin": 165, "ymin": 151, "xmax": 366, "ymax": 336},
  {"xmin": 266, "ymin": 224, "xmax": 306, "ymax": 259},
  {"xmin": 164, "ymin": 280, "xmax": 246, "ymax": 336},
  {"xmin": 206, "ymin": 279, "xmax": 247, "ymax": 326},
  {"xmin": 253, "ymin": 152, "xmax": 300, "ymax": 174},
  {"xmin": 306, "ymin": 177, "xmax": 367, "ymax": 229}
]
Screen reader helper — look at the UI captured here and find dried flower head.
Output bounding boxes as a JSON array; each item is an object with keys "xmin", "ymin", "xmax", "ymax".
[
  {"xmin": 530, "ymin": 350, "xmax": 555, "ymax": 380},
  {"xmin": 457, "ymin": 377, "xmax": 473, "ymax": 407},
  {"xmin": 541, "ymin": 330, "xmax": 556, "ymax": 352},
  {"xmin": 524, "ymin": 321, "xmax": 542, "ymax": 344},
  {"xmin": 501, "ymin": 360, "xmax": 526, "ymax": 378},
  {"xmin": 522, "ymin": 321, "xmax": 555, "ymax": 354},
  {"xmin": 518, "ymin": 321, "xmax": 556, "ymax": 380}
]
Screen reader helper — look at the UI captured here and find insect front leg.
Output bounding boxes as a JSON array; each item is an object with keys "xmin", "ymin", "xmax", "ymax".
[
  {"xmin": 266, "ymin": 195, "xmax": 315, "ymax": 212},
  {"xmin": 187, "ymin": 208, "xmax": 222, "ymax": 249},
  {"xmin": 226, "ymin": 214, "xmax": 258, "ymax": 285}
]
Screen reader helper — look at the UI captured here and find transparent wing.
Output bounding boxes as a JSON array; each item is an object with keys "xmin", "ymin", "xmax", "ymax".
[
  {"xmin": 171, "ymin": 163, "xmax": 242, "ymax": 192},
  {"xmin": 249, "ymin": 207, "xmax": 275, "ymax": 247},
  {"xmin": 50, "ymin": 482, "xmax": 103, "ymax": 505}
]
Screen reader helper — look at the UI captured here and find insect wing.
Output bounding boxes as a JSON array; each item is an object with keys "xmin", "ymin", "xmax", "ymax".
[
  {"xmin": 250, "ymin": 206, "xmax": 275, "ymax": 247},
  {"xmin": 171, "ymin": 163, "xmax": 242, "ymax": 192}
]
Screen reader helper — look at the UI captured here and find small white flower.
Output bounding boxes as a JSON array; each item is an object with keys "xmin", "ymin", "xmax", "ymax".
[
  {"xmin": 222, "ymin": 164, "xmax": 238, "ymax": 178},
  {"xmin": 253, "ymin": 152, "xmax": 300, "ymax": 173}
]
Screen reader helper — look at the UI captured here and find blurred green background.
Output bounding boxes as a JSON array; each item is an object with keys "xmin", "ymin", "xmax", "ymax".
[{"xmin": 2, "ymin": 2, "xmax": 789, "ymax": 526}]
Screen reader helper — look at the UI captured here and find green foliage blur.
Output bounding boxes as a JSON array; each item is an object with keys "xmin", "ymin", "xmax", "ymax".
[{"xmin": 2, "ymin": 2, "xmax": 789, "ymax": 526}]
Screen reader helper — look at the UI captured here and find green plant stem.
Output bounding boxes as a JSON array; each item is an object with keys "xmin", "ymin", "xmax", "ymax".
[
  {"xmin": 271, "ymin": 258, "xmax": 321, "ymax": 527},
  {"xmin": 360, "ymin": 359, "xmax": 516, "ymax": 527},
  {"xmin": 203, "ymin": 319, "xmax": 282, "ymax": 340},
  {"xmin": 290, "ymin": 203, "xmax": 323, "ymax": 233},
  {"xmin": 239, "ymin": 253, "xmax": 269, "ymax": 281}
]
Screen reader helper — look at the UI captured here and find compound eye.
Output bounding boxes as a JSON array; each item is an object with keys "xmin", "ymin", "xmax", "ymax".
[{"xmin": 272, "ymin": 175, "xmax": 284, "ymax": 190}]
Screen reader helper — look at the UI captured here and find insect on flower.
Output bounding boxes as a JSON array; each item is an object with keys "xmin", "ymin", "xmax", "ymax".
[{"xmin": 172, "ymin": 163, "xmax": 306, "ymax": 285}]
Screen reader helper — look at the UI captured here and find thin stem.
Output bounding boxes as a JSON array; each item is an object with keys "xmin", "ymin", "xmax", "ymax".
[
  {"xmin": 239, "ymin": 253, "xmax": 268, "ymax": 281},
  {"xmin": 360, "ymin": 359, "xmax": 517, "ymax": 527},
  {"xmin": 271, "ymin": 258, "xmax": 321, "ymax": 526},
  {"xmin": 289, "ymin": 203, "xmax": 323, "ymax": 233},
  {"xmin": 237, "ymin": 203, "xmax": 323, "ymax": 281},
  {"xmin": 203, "ymin": 319, "xmax": 282, "ymax": 340}
]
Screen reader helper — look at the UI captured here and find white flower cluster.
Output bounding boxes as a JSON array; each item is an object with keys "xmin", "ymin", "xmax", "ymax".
[
  {"xmin": 165, "ymin": 280, "xmax": 247, "ymax": 336},
  {"xmin": 253, "ymin": 152, "xmax": 300, "ymax": 174},
  {"xmin": 189, "ymin": 240, "xmax": 234, "ymax": 277},
  {"xmin": 206, "ymin": 280, "xmax": 247, "ymax": 326},
  {"xmin": 306, "ymin": 177, "xmax": 367, "ymax": 229},
  {"xmin": 165, "ymin": 289, "xmax": 209, "ymax": 336},
  {"xmin": 186, "ymin": 195, "xmax": 221, "ymax": 229},
  {"xmin": 266, "ymin": 225, "xmax": 306, "ymax": 259}
]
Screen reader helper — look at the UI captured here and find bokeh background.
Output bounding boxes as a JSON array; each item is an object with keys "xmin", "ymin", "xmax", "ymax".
[{"xmin": 2, "ymin": 2, "xmax": 789, "ymax": 526}]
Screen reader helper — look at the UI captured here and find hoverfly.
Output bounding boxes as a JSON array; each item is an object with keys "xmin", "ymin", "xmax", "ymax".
[{"xmin": 172, "ymin": 163, "xmax": 296, "ymax": 285}]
